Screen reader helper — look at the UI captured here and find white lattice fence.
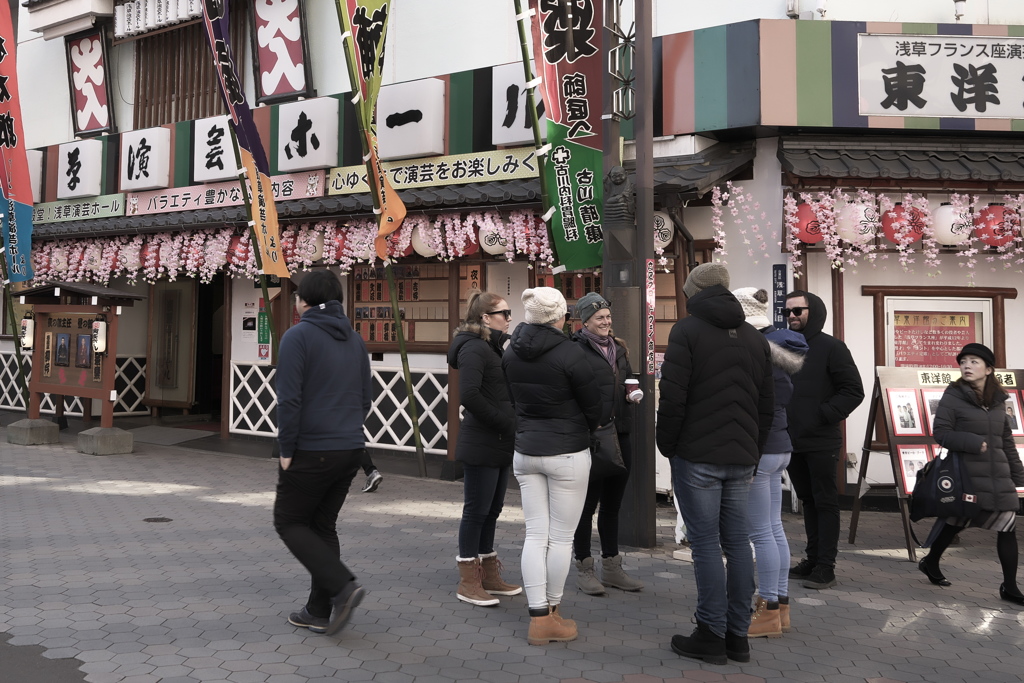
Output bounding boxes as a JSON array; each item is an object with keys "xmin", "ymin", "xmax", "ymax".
[
  {"xmin": 0, "ymin": 352, "xmax": 148, "ymax": 416},
  {"xmin": 229, "ymin": 362, "xmax": 449, "ymax": 455}
]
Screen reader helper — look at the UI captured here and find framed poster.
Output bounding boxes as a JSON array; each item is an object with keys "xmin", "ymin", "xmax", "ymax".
[
  {"xmin": 887, "ymin": 388, "xmax": 925, "ymax": 437},
  {"xmin": 75, "ymin": 334, "xmax": 92, "ymax": 368},
  {"xmin": 896, "ymin": 445, "xmax": 932, "ymax": 496},
  {"xmin": 54, "ymin": 333, "xmax": 71, "ymax": 367},
  {"xmin": 1005, "ymin": 391, "xmax": 1024, "ymax": 438},
  {"xmin": 920, "ymin": 388, "xmax": 945, "ymax": 436},
  {"xmin": 884, "ymin": 297, "xmax": 992, "ymax": 367}
]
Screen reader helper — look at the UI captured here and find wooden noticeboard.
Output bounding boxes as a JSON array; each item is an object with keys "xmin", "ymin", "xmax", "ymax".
[{"xmin": 849, "ymin": 366, "xmax": 1024, "ymax": 561}]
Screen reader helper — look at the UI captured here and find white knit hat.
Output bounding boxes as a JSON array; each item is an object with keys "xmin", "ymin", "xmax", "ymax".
[{"xmin": 522, "ymin": 287, "xmax": 567, "ymax": 325}]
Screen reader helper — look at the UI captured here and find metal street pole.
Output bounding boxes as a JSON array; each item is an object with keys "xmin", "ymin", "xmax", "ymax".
[{"xmin": 616, "ymin": 0, "xmax": 656, "ymax": 548}]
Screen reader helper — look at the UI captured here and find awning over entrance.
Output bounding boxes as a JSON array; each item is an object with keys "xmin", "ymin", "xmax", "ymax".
[{"xmin": 779, "ymin": 136, "xmax": 1024, "ymax": 185}]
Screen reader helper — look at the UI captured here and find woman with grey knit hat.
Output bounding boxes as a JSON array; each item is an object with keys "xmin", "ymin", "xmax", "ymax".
[
  {"xmin": 570, "ymin": 292, "xmax": 645, "ymax": 595},
  {"xmin": 502, "ymin": 286, "xmax": 603, "ymax": 645}
]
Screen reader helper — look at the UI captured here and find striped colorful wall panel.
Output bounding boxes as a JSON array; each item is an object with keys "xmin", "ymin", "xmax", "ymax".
[{"xmin": 664, "ymin": 19, "xmax": 1024, "ymax": 135}]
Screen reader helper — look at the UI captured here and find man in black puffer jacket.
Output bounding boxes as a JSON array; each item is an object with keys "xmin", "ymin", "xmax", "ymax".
[
  {"xmin": 657, "ymin": 263, "xmax": 774, "ymax": 666},
  {"xmin": 784, "ymin": 290, "xmax": 864, "ymax": 591}
]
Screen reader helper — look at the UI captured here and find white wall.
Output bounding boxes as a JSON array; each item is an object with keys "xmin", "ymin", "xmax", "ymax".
[{"xmin": 108, "ymin": 279, "xmax": 150, "ymax": 357}]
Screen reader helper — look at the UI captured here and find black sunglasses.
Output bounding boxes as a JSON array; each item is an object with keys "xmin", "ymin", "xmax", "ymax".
[
  {"xmin": 486, "ymin": 309, "xmax": 512, "ymax": 320},
  {"xmin": 782, "ymin": 307, "xmax": 808, "ymax": 317}
]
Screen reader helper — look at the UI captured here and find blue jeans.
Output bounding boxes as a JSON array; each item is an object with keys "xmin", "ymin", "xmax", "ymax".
[
  {"xmin": 671, "ymin": 457, "xmax": 756, "ymax": 638},
  {"xmin": 748, "ymin": 452, "xmax": 791, "ymax": 602},
  {"xmin": 458, "ymin": 465, "xmax": 510, "ymax": 558}
]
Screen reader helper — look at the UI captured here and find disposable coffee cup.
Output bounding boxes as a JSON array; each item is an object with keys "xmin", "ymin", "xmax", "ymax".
[{"xmin": 625, "ymin": 378, "xmax": 642, "ymax": 402}]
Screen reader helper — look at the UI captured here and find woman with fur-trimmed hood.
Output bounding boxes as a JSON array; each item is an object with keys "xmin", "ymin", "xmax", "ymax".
[
  {"xmin": 446, "ymin": 291, "xmax": 522, "ymax": 608},
  {"xmin": 733, "ymin": 287, "xmax": 808, "ymax": 638}
]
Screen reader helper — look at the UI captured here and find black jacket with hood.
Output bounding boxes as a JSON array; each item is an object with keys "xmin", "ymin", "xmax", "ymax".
[
  {"xmin": 932, "ymin": 380, "xmax": 1024, "ymax": 512},
  {"xmin": 571, "ymin": 331, "xmax": 634, "ymax": 434},
  {"xmin": 784, "ymin": 291, "xmax": 865, "ymax": 453},
  {"xmin": 275, "ymin": 300, "xmax": 372, "ymax": 459},
  {"xmin": 655, "ymin": 285, "xmax": 774, "ymax": 466},
  {"xmin": 447, "ymin": 323, "xmax": 515, "ymax": 468},
  {"xmin": 502, "ymin": 322, "xmax": 602, "ymax": 456}
]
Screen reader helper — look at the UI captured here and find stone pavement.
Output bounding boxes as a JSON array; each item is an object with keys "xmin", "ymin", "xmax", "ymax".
[{"xmin": 1, "ymin": 435, "xmax": 1023, "ymax": 683}]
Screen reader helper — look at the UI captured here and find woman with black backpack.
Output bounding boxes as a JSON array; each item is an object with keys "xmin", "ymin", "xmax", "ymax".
[{"xmin": 921, "ymin": 343, "xmax": 1024, "ymax": 605}]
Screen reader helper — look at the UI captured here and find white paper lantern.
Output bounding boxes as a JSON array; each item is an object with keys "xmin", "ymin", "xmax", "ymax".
[
  {"xmin": 479, "ymin": 226, "xmax": 508, "ymax": 255},
  {"xmin": 931, "ymin": 202, "xmax": 973, "ymax": 246},
  {"xmin": 411, "ymin": 226, "xmax": 438, "ymax": 257},
  {"xmin": 310, "ymin": 233, "xmax": 325, "ymax": 262},
  {"xmin": 835, "ymin": 201, "xmax": 878, "ymax": 244},
  {"xmin": 51, "ymin": 246, "xmax": 68, "ymax": 273},
  {"xmin": 653, "ymin": 211, "xmax": 675, "ymax": 250}
]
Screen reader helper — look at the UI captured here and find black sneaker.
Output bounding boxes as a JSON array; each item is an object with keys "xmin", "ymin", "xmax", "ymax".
[
  {"xmin": 326, "ymin": 581, "xmax": 366, "ymax": 635},
  {"xmin": 670, "ymin": 622, "xmax": 727, "ymax": 665},
  {"xmin": 362, "ymin": 469, "xmax": 383, "ymax": 493},
  {"xmin": 802, "ymin": 565, "xmax": 837, "ymax": 589},
  {"xmin": 287, "ymin": 607, "xmax": 328, "ymax": 634},
  {"xmin": 788, "ymin": 558, "xmax": 815, "ymax": 579}
]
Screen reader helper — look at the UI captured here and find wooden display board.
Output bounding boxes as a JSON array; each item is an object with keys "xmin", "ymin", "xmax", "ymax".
[{"xmin": 849, "ymin": 366, "xmax": 1024, "ymax": 561}]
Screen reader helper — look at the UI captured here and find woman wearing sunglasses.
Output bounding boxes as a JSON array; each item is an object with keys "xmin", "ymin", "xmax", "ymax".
[{"xmin": 447, "ymin": 292, "xmax": 522, "ymax": 607}]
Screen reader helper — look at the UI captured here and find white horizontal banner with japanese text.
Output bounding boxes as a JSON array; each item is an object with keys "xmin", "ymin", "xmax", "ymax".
[
  {"xmin": 327, "ymin": 147, "xmax": 537, "ymax": 195},
  {"xmin": 34, "ymin": 194, "xmax": 125, "ymax": 224},
  {"xmin": 126, "ymin": 171, "xmax": 325, "ymax": 216},
  {"xmin": 859, "ymin": 33, "xmax": 1024, "ymax": 118}
]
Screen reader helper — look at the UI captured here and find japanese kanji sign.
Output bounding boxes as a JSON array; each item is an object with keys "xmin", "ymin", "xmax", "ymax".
[
  {"xmin": 859, "ymin": 33, "xmax": 1024, "ymax": 119},
  {"xmin": 251, "ymin": 0, "xmax": 314, "ymax": 104},
  {"xmin": 327, "ymin": 147, "xmax": 538, "ymax": 195},
  {"xmin": 0, "ymin": 1, "xmax": 33, "ymax": 282},
  {"xmin": 201, "ymin": 0, "xmax": 289, "ymax": 278},
  {"xmin": 33, "ymin": 194, "xmax": 125, "ymax": 223},
  {"xmin": 893, "ymin": 311, "xmax": 979, "ymax": 368},
  {"xmin": 57, "ymin": 139, "xmax": 103, "ymax": 199},
  {"xmin": 337, "ymin": 0, "xmax": 406, "ymax": 260},
  {"xmin": 276, "ymin": 97, "xmax": 339, "ymax": 172},
  {"xmin": 119, "ymin": 127, "xmax": 171, "ymax": 191},
  {"xmin": 376, "ymin": 78, "xmax": 446, "ymax": 160},
  {"xmin": 65, "ymin": 27, "xmax": 115, "ymax": 137},
  {"xmin": 492, "ymin": 61, "xmax": 547, "ymax": 147},
  {"xmin": 193, "ymin": 115, "xmax": 238, "ymax": 183},
  {"xmin": 529, "ymin": 0, "xmax": 605, "ymax": 271},
  {"xmin": 126, "ymin": 170, "xmax": 325, "ymax": 216}
]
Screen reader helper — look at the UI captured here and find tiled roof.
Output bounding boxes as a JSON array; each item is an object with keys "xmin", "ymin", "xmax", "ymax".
[
  {"xmin": 779, "ymin": 136, "xmax": 1024, "ymax": 183},
  {"xmin": 646, "ymin": 140, "xmax": 756, "ymax": 200}
]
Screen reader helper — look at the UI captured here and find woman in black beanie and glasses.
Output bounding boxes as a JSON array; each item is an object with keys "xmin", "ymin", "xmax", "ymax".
[{"xmin": 921, "ymin": 342, "xmax": 1024, "ymax": 605}]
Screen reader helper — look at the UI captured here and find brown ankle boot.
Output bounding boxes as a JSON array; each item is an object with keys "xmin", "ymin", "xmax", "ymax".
[
  {"xmin": 456, "ymin": 557, "xmax": 499, "ymax": 606},
  {"xmin": 480, "ymin": 552, "xmax": 522, "ymax": 596},
  {"xmin": 549, "ymin": 603, "xmax": 576, "ymax": 629},
  {"xmin": 527, "ymin": 608, "xmax": 577, "ymax": 645},
  {"xmin": 779, "ymin": 597, "xmax": 791, "ymax": 632},
  {"xmin": 748, "ymin": 596, "xmax": 782, "ymax": 638}
]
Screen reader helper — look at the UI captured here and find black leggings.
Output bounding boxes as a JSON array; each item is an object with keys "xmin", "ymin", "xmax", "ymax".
[
  {"xmin": 573, "ymin": 434, "xmax": 632, "ymax": 560},
  {"xmin": 926, "ymin": 522, "xmax": 1020, "ymax": 591}
]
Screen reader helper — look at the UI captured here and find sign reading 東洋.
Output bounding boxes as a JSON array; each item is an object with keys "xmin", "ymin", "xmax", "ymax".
[
  {"xmin": 33, "ymin": 194, "xmax": 125, "ymax": 223},
  {"xmin": 858, "ymin": 33, "xmax": 1024, "ymax": 119},
  {"xmin": 327, "ymin": 147, "xmax": 538, "ymax": 195}
]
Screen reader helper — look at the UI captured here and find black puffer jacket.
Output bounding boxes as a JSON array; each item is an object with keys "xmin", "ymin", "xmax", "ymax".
[
  {"xmin": 762, "ymin": 328, "xmax": 808, "ymax": 454},
  {"xmin": 447, "ymin": 323, "xmax": 515, "ymax": 468},
  {"xmin": 502, "ymin": 322, "xmax": 602, "ymax": 456},
  {"xmin": 786, "ymin": 291, "xmax": 865, "ymax": 452},
  {"xmin": 572, "ymin": 331, "xmax": 633, "ymax": 435},
  {"xmin": 932, "ymin": 380, "xmax": 1024, "ymax": 512},
  {"xmin": 656, "ymin": 285, "xmax": 774, "ymax": 465}
]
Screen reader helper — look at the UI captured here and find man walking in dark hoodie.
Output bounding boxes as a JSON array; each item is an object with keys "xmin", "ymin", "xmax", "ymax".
[
  {"xmin": 274, "ymin": 270, "xmax": 372, "ymax": 636},
  {"xmin": 783, "ymin": 290, "xmax": 864, "ymax": 590},
  {"xmin": 657, "ymin": 264, "xmax": 774, "ymax": 665}
]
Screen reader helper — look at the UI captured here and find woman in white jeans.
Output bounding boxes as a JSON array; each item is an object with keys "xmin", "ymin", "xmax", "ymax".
[
  {"xmin": 501, "ymin": 287, "xmax": 602, "ymax": 645},
  {"xmin": 733, "ymin": 288, "xmax": 808, "ymax": 637}
]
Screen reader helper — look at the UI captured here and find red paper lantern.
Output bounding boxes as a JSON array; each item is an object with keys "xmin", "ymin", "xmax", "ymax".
[
  {"xmin": 462, "ymin": 230, "xmax": 480, "ymax": 257},
  {"xmin": 333, "ymin": 232, "xmax": 350, "ymax": 260},
  {"xmin": 793, "ymin": 203, "xmax": 823, "ymax": 244},
  {"xmin": 228, "ymin": 235, "xmax": 250, "ymax": 265},
  {"xmin": 106, "ymin": 247, "xmax": 121, "ymax": 273},
  {"xmin": 280, "ymin": 230, "xmax": 297, "ymax": 263},
  {"xmin": 140, "ymin": 241, "xmax": 161, "ymax": 269},
  {"xmin": 386, "ymin": 230, "xmax": 412, "ymax": 258},
  {"xmin": 975, "ymin": 205, "xmax": 1019, "ymax": 248},
  {"xmin": 882, "ymin": 204, "xmax": 925, "ymax": 245}
]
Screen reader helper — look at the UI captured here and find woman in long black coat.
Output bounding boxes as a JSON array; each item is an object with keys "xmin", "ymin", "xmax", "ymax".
[
  {"xmin": 921, "ymin": 343, "xmax": 1024, "ymax": 605},
  {"xmin": 447, "ymin": 291, "xmax": 522, "ymax": 607}
]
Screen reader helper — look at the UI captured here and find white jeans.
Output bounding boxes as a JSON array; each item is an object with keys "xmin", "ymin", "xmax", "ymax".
[{"xmin": 514, "ymin": 448, "xmax": 591, "ymax": 610}]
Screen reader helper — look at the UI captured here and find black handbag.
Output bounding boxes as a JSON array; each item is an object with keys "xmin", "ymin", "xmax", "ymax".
[
  {"xmin": 589, "ymin": 364, "xmax": 627, "ymax": 480},
  {"xmin": 910, "ymin": 451, "xmax": 979, "ymax": 522},
  {"xmin": 590, "ymin": 421, "xmax": 626, "ymax": 480}
]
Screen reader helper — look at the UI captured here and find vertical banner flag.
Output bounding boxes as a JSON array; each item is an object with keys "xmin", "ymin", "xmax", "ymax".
[
  {"xmin": 0, "ymin": 2, "xmax": 34, "ymax": 282},
  {"xmin": 529, "ymin": 0, "xmax": 604, "ymax": 271},
  {"xmin": 337, "ymin": 1, "xmax": 406, "ymax": 260},
  {"xmin": 200, "ymin": 0, "xmax": 289, "ymax": 278}
]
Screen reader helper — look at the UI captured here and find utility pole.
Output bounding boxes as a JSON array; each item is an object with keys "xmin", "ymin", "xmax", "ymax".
[{"xmin": 604, "ymin": 0, "xmax": 656, "ymax": 547}]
